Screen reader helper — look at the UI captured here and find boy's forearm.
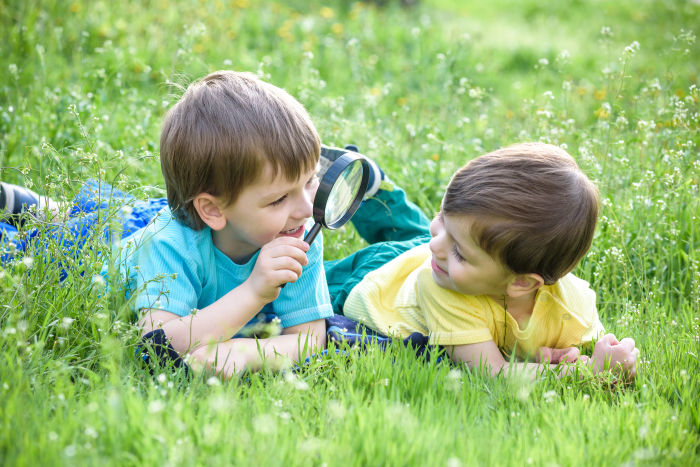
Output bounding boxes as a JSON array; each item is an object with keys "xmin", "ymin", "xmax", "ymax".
[
  {"xmin": 150, "ymin": 283, "xmax": 267, "ymax": 354},
  {"xmin": 449, "ymin": 342, "xmax": 576, "ymax": 381},
  {"xmin": 263, "ymin": 325, "xmax": 326, "ymax": 363}
]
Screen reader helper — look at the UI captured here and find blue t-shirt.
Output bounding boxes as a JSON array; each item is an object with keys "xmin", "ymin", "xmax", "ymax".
[{"xmin": 117, "ymin": 207, "xmax": 333, "ymax": 328}]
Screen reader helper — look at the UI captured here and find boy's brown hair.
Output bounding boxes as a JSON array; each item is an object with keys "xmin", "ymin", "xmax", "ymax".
[
  {"xmin": 160, "ymin": 70, "xmax": 320, "ymax": 229},
  {"xmin": 442, "ymin": 142, "xmax": 599, "ymax": 284}
]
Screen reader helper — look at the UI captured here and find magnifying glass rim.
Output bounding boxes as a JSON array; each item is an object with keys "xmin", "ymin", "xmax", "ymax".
[{"xmin": 313, "ymin": 153, "xmax": 370, "ymax": 229}]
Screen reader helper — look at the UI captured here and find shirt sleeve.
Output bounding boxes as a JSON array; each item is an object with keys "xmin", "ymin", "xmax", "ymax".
[
  {"xmin": 126, "ymin": 223, "xmax": 203, "ymax": 317},
  {"xmin": 272, "ymin": 230, "xmax": 333, "ymax": 327},
  {"xmin": 557, "ymin": 274, "xmax": 606, "ymax": 346}
]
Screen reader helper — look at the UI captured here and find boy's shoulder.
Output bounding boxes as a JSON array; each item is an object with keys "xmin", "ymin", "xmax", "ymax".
[
  {"xmin": 543, "ymin": 273, "xmax": 598, "ymax": 323},
  {"xmin": 122, "ymin": 206, "xmax": 211, "ymax": 258}
]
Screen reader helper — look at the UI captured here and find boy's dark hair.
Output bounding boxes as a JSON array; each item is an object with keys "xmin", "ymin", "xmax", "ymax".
[
  {"xmin": 442, "ymin": 143, "xmax": 600, "ymax": 284},
  {"xmin": 160, "ymin": 71, "xmax": 320, "ymax": 229}
]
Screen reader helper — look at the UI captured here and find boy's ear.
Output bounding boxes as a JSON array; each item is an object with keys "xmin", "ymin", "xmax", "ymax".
[
  {"xmin": 192, "ymin": 193, "xmax": 227, "ymax": 231},
  {"xmin": 506, "ymin": 273, "xmax": 545, "ymax": 298}
]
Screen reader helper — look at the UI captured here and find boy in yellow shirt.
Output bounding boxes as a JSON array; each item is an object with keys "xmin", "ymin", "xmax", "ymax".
[{"xmin": 327, "ymin": 142, "xmax": 639, "ymax": 380}]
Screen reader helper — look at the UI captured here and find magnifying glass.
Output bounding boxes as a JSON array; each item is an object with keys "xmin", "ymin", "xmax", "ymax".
[{"xmin": 304, "ymin": 152, "xmax": 370, "ymax": 245}]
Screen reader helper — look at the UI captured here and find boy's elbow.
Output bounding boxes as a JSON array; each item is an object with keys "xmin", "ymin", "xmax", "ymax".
[
  {"xmin": 283, "ymin": 319, "xmax": 327, "ymax": 350},
  {"xmin": 309, "ymin": 319, "xmax": 327, "ymax": 350}
]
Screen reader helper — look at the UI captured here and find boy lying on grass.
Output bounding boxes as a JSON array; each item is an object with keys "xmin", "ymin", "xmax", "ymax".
[
  {"xmin": 323, "ymin": 142, "xmax": 639, "ymax": 380},
  {"xmin": 1, "ymin": 71, "xmax": 346, "ymax": 378}
]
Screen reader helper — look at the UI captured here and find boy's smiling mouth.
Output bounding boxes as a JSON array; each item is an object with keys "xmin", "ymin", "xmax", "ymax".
[
  {"xmin": 278, "ymin": 225, "xmax": 305, "ymax": 237},
  {"xmin": 431, "ymin": 257, "xmax": 447, "ymax": 275}
]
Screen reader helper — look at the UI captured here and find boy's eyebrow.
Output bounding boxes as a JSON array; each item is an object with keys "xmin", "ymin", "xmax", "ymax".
[
  {"xmin": 260, "ymin": 169, "xmax": 316, "ymax": 203},
  {"xmin": 443, "ymin": 214, "xmax": 475, "ymax": 256}
]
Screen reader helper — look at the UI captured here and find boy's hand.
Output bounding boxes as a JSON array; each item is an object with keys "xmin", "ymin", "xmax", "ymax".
[
  {"xmin": 536, "ymin": 346, "xmax": 582, "ymax": 364},
  {"xmin": 591, "ymin": 333, "xmax": 640, "ymax": 380},
  {"xmin": 246, "ymin": 237, "xmax": 310, "ymax": 303}
]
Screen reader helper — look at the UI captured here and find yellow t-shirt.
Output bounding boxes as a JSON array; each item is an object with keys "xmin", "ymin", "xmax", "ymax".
[{"xmin": 343, "ymin": 244, "xmax": 605, "ymax": 358}]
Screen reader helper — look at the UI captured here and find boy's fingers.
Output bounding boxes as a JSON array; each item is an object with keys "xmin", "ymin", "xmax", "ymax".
[
  {"xmin": 264, "ymin": 244, "xmax": 309, "ymax": 266},
  {"xmin": 619, "ymin": 337, "xmax": 635, "ymax": 352},
  {"xmin": 561, "ymin": 347, "xmax": 580, "ymax": 363},
  {"xmin": 535, "ymin": 347, "xmax": 553, "ymax": 363},
  {"xmin": 602, "ymin": 333, "xmax": 620, "ymax": 346},
  {"xmin": 272, "ymin": 256, "xmax": 304, "ymax": 276},
  {"xmin": 268, "ymin": 235, "xmax": 310, "ymax": 251}
]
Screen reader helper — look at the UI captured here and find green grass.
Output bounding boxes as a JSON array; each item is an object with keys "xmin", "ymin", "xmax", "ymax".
[{"xmin": 1, "ymin": 0, "xmax": 698, "ymax": 465}]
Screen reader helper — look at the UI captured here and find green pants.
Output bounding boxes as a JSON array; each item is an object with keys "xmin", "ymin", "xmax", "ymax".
[{"xmin": 324, "ymin": 186, "xmax": 431, "ymax": 314}]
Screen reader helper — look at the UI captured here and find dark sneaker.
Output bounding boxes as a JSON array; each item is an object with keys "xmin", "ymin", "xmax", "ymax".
[{"xmin": 0, "ymin": 182, "xmax": 40, "ymax": 226}]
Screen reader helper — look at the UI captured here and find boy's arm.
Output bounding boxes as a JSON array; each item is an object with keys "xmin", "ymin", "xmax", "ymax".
[
  {"xmin": 448, "ymin": 335, "xmax": 639, "ymax": 380},
  {"xmin": 139, "ymin": 236, "xmax": 311, "ymax": 354},
  {"xmin": 282, "ymin": 319, "xmax": 327, "ymax": 350},
  {"xmin": 138, "ymin": 280, "xmax": 267, "ymax": 355},
  {"xmin": 447, "ymin": 340, "xmax": 560, "ymax": 379}
]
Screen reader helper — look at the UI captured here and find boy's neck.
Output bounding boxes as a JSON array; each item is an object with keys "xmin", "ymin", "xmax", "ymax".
[
  {"xmin": 211, "ymin": 228, "xmax": 258, "ymax": 264},
  {"xmin": 496, "ymin": 292, "xmax": 538, "ymax": 329}
]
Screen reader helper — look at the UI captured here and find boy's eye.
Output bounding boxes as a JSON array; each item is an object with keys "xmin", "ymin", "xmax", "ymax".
[
  {"xmin": 269, "ymin": 194, "xmax": 287, "ymax": 206},
  {"xmin": 451, "ymin": 244, "xmax": 465, "ymax": 262}
]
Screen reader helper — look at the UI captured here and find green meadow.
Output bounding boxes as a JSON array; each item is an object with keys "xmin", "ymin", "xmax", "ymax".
[{"xmin": 1, "ymin": 0, "xmax": 698, "ymax": 464}]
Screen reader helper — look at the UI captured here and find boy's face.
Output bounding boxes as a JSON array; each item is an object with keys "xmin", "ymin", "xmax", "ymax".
[
  {"xmin": 428, "ymin": 212, "xmax": 514, "ymax": 299},
  {"xmin": 214, "ymin": 162, "xmax": 319, "ymax": 261}
]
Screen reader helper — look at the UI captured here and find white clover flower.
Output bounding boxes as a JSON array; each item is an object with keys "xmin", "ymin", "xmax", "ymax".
[
  {"xmin": 252, "ymin": 414, "xmax": 276, "ymax": 434},
  {"xmin": 206, "ymin": 376, "xmax": 220, "ymax": 386},
  {"xmin": 91, "ymin": 275, "xmax": 106, "ymax": 288},
  {"xmin": 147, "ymin": 400, "xmax": 165, "ymax": 414},
  {"xmin": 557, "ymin": 49, "xmax": 570, "ymax": 63},
  {"xmin": 60, "ymin": 317, "xmax": 75, "ymax": 329},
  {"xmin": 22, "ymin": 256, "xmax": 34, "ymax": 269},
  {"xmin": 623, "ymin": 41, "xmax": 640, "ymax": 57},
  {"xmin": 326, "ymin": 400, "xmax": 347, "ymax": 419},
  {"xmin": 538, "ymin": 58, "xmax": 549, "ymax": 66},
  {"xmin": 294, "ymin": 380, "xmax": 309, "ymax": 391},
  {"xmin": 543, "ymin": 390, "xmax": 558, "ymax": 402}
]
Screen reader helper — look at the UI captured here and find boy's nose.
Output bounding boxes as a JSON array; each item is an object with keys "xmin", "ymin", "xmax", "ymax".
[
  {"xmin": 428, "ymin": 235, "xmax": 444, "ymax": 259},
  {"xmin": 295, "ymin": 191, "xmax": 314, "ymax": 220},
  {"xmin": 428, "ymin": 218, "xmax": 445, "ymax": 257}
]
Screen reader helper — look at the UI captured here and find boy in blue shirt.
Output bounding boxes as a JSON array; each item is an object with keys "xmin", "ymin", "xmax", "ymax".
[
  {"xmin": 0, "ymin": 70, "xmax": 351, "ymax": 378},
  {"xmin": 122, "ymin": 70, "xmax": 339, "ymax": 377}
]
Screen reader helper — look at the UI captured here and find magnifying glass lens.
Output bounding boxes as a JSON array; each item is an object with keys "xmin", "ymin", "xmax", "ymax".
[{"xmin": 324, "ymin": 160, "xmax": 364, "ymax": 227}]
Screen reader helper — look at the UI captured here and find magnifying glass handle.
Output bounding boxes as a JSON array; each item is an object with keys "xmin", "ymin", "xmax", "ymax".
[
  {"xmin": 303, "ymin": 222, "xmax": 322, "ymax": 245},
  {"xmin": 280, "ymin": 222, "xmax": 322, "ymax": 290}
]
